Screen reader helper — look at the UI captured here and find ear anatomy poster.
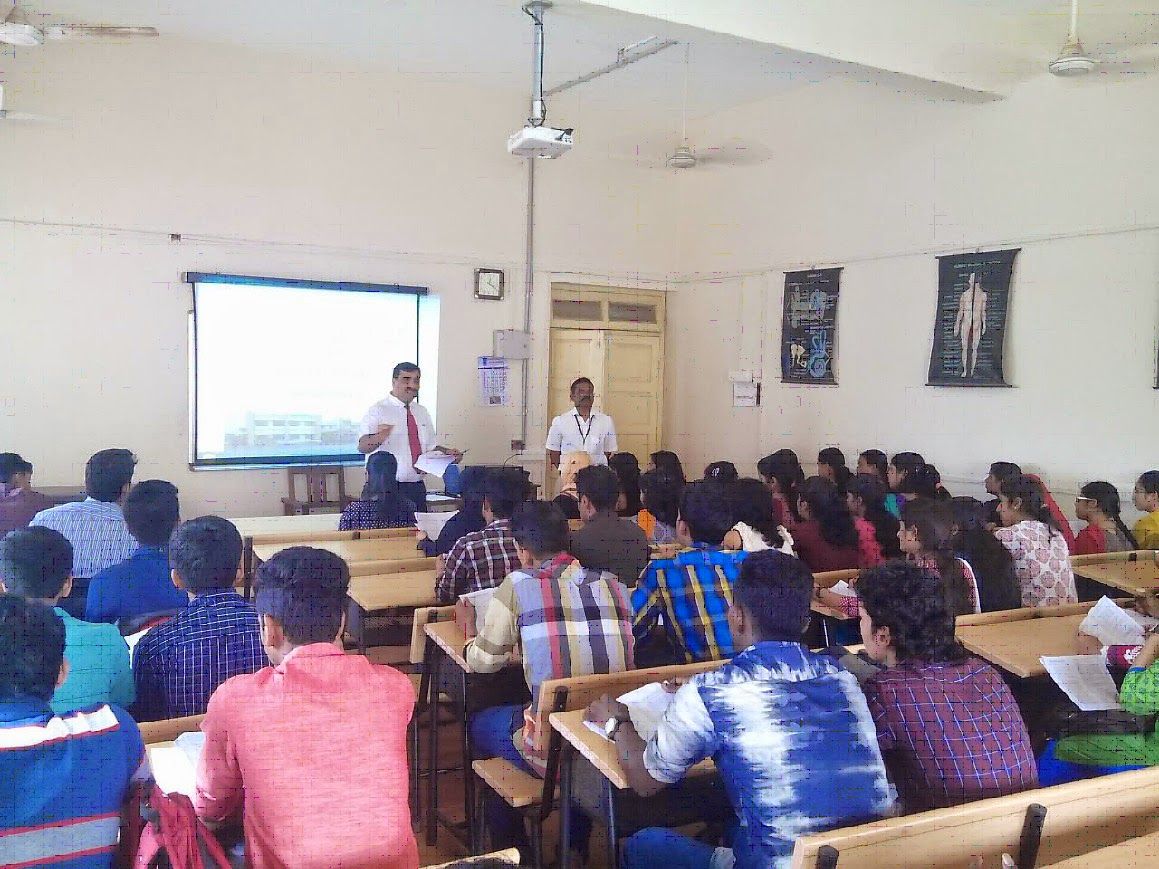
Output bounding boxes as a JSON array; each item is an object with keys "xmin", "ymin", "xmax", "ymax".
[
  {"xmin": 781, "ymin": 268, "xmax": 841, "ymax": 385},
  {"xmin": 927, "ymin": 249, "xmax": 1018, "ymax": 387}
]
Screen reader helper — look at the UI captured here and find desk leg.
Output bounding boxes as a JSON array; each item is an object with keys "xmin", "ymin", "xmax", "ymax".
[
  {"xmin": 425, "ymin": 647, "xmax": 443, "ymax": 847},
  {"xmin": 604, "ymin": 777, "xmax": 618, "ymax": 869},
  {"xmin": 410, "ymin": 636, "xmax": 435, "ymax": 833},
  {"xmin": 558, "ymin": 743, "xmax": 574, "ymax": 869},
  {"xmin": 461, "ymin": 667, "xmax": 476, "ymax": 854}
]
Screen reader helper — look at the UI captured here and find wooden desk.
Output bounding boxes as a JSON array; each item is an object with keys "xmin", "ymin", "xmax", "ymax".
[
  {"xmin": 231, "ymin": 514, "xmax": 340, "ymax": 538},
  {"xmin": 957, "ymin": 612, "xmax": 1088, "ymax": 678},
  {"xmin": 1074, "ymin": 559, "xmax": 1159, "ymax": 595},
  {"xmin": 551, "ymin": 709, "xmax": 630, "ymax": 789},
  {"xmin": 346, "ymin": 570, "xmax": 437, "ymax": 655},
  {"xmin": 1039, "ymin": 829, "xmax": 1159, "ymax": 867},
  {"xmin": 251, "ymin": 536, "xmax": 420, "ymax": 565}
]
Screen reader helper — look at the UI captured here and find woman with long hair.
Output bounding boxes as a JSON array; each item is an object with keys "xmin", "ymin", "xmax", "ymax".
[
  {"xmin": 817, "ymin": 447, "xmax": 853, "ymax": 498},
  {"xmin": 1074, "ymin": 481, "xmax": 1135, "ymax": 555},
  {"xmin": 648, "ymin": 450, "xmax": 685, "ymax": 485},
  {"xmin": 635, "ymin": 468, "xmax": 682, "ymax": 545},
  {"xmin": 608, "ymin": 452, "xmax": 642, "ymax": 517},
  {"xmin": 949, "ymin": 497, "xmax": 1021, "ymax": 613},
  {"xmin": 793, "ymin": 476, "xmax": 861, "ymax": 572},
  {"xmin": 994, "ymin": 474, "xmax": 1077, "ymax": 607},
  {"xmin": 899, "ymin": 499, "xmax": 980, "ymax": 617},
  {"xmin": 757, "ymin": 449, "xmax": 806, "ymax": 527},
  {"xmin": 847, "ymin": 473, "xmax": 902, "ymax": 561},
  {"xmin": 340, "ymin": 451, "xmax": 417, "ymax": 530},
  {"xmin": 721, "ymin": 477, "xmax": 792, "ymax": 553}
]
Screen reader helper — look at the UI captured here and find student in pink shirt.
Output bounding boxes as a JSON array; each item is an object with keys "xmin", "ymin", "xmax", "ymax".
[{"xmin": 193, "ymin": 546, "xmax": 418, "ymax": 869}]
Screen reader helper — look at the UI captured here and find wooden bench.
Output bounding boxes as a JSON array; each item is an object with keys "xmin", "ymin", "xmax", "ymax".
[
  {"xmin": 790, "ymin": 765, "xmax": 1159, "ymax": 868},
  {"xmin": 139, "ymin": 713, "xmax": 205, "ymax": 744}
]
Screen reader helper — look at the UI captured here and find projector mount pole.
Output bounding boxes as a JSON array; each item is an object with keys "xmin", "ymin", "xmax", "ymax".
[{"xmin": 525, "ymin": 1, "xmax": 550, "ymax": 127}]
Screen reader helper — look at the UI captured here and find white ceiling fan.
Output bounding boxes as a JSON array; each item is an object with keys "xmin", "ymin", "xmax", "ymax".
[
  {"xmin": 1048, "ymin": 0, "xmax": 1159, "ymax": 78},
  {"xmin": 0, "ymin": 2, "xmax": 158, "ymax": 46}
]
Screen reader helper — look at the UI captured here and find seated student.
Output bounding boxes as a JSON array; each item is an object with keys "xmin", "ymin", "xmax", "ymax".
[
  {"xmin": 132, "ymin": 516, "xmax": 267, "ymax": 721},
  {"xmin": 857, "ymin": 562, "xmax": 1037, "ymax": 811},
  {"xmin": 552, "ymin": 450, "xmax": 592, "ymax": 520},
  {"xmin": 0, "ymin": 527, "xmax": 133, "ymax": 714},
  {"xmin": 704, "ymin": 460, "xmax": 738, "ymax": 483},
  {"xmin": 194, "ymin": 547, "xmax": 419, "ymax": 868},
  {"xmin": 1026, "ymin": 473, "xmax": 1077, "ymax": 553},
  {"xmin": 635, "ymin": 468, "xmax": 682, "ymax": 545},
  {"xmin": 857, "ymin": 449, "xmax": 900, "ymax": 517},
  {"xmin": 983, "ymin": 461, "xmax": 1022, "ymax": 525},
  {"xmin": 419, "ymin": 466, "xmax": 488, "ymax": 557},
  {"xmin": 949, "ymin": 497, "xmax": 1022, "ymax": 613},
  {"xmin": 85, "ymin": 480, "xmax": 187, "ymax": 625},
  {"xmin": 903, "ymin": 463, "xmax": 946, "ymax": 501},
  {"xmin": 757, "ymin": 449, "xmax": 805, "ymax": 528},
  {"xmin": 632, "ymin": 480, "xmax": 747, "ymax": 663},
  {"xmin": 569, "ymin": 465, "xmax": 650, "ymax": 586},
  {"xmin": 0, "ymin": 452, "xmax": 53, "ymax": 537},
  {"xmin": 994, "ymin": 474, "xmax": 1077, "ymax": 608},
  {"xmin": 609, "ymin": 452, "xmax": 643, "ymax": 517},
  {"xmin": 467, "ymin": 501, "xmax": 633, "ymax": 847},
  {"xmin": 817, "ymin": 447, "xmax": 853, "ymax": 497},
  {"xmin": 792, "ymin": 476, "xmax": 864, "ymax": 572},
  {"xmin": 886, "ymin": 451, "xmax": 925, "ymax": 510},
  {"xmin": 1074, "ymin": 481, "xmax": 1136, "ymax": 555},
  {"xmin": 721, "ymin": 477, "xmax": 794, "ymax": 554},
  {"xmin": 589, "ymin": 550, "xmax": 894, "ymax": 869},
  {"xmin": 436, "ymin": 467, "xmax": 525, "ymax": 603},
  {"xmin": 31, "ymin": 448, "xmax": 138, "ymax": 616},
  {"xmin": 0, "ymin": 595, "xmax": 148, "ymax": 869},
  {"xmin": 898, "ymin": 499, "xmax": 980, "ymax": 616},
  {"xmin": 339, "ymin": 451, "xmax": 417, "ymax": 530},
  {"xmin": 648, "ymin": 449, "xmax": 686, "ymax": 484},
  {"xmin": 846, "ymin": 473, "xmax": 902, "ymax": 560},
  {"xmin": 1132, "ymin": 470, "xmax": 1159, "ymax": 549}
]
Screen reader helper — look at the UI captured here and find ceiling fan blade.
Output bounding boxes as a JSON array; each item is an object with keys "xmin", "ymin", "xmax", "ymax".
[{"xmin": 44, "ymin": 25, "xmax": 158, "ymax": 41}]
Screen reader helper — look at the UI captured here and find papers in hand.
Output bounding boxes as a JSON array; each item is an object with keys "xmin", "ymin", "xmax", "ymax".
[
  {"xmin": 461, "ymin": 586, "xmax": 498, "ymax": 636},
  {"xmin": 1040, "ymin": 655, "xmax": 1123, "ymax": 712},
  {"xmin": 829, "ymin": 580, "xmax": 856, "ymax": 598},
  {"xmin": 415, "ymin": 451, "xmax": 457, "ymax": 478},
  {"xmin": 584, "ymin": 682, "xmax": 678, "ymax": 742},
  {"xmin": 415, "ymin": 510, "xmax": 457, "ymax": 539},
  {"xmin": 150, "ymin": 732, "xmax": 205, "ymax": 797},
  {"xmin": 1080, "ymin": 597, "xmax": 1147, "ymax": 647}
]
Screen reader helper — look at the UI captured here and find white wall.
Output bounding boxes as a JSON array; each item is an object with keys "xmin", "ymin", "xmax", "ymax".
[
  {"xmin": 665, "ymin": 73, "xmax": 1159, "ymax": 519},
  {"xmin": 0, "ymin": 40, "xmax": 676, "ymax": 515}
]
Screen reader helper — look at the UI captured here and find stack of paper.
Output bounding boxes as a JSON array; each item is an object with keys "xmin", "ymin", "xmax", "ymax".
[
  {"xmin": 1079, "ymin": 597, "xmax": 1147, "ymax": 647},
  {"xmin": 415, "ymin": 452, "xmax": 457, "ymax": 478},
  {"xmin": 415, "ymin": 511, "xmax": 457, "ymax": 540},
  {"xmin": 1040, "ymin": 655, "xmax": 1123, "ymax": 711}
]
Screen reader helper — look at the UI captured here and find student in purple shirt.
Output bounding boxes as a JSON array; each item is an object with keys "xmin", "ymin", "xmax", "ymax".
[
  {"xmin": 857, "ymin": 561, "xmax": 1038, "ymax": 812},
  {"xmin": 0, "ymin": 453, "xmax": 53, "ymax": 538}
]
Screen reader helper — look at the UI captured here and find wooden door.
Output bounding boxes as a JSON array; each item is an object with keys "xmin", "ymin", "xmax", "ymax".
[
  {"xmin": 601, "ymin": 331, "xmax": 662, "ymax": 462},
  {"xmin": 548, "ymin": 328, "xmax": 606, "ymax": 430}
]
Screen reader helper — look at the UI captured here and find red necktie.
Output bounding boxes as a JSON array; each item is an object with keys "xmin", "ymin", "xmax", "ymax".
[{"xmin": 406, "ymin": 403, "xmax": 422, "ymax": 466}]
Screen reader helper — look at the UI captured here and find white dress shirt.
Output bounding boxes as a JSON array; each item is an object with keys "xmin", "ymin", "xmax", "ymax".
[
  {"xmin": 359, "ymin": 394, "xmax": 436, "ymax": 483},
  {"xmin": 545, "ymin": 410, "xmax": 617, "ymax": 465}
]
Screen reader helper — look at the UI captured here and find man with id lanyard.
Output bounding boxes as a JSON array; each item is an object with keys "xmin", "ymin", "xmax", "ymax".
[
  {"xmin": 545, "ymin": 377, "xmax": 618, "ymax": 483},
  {"xmin": 358, "ymin": 362, "xmax": 462, "ymax": 512}
]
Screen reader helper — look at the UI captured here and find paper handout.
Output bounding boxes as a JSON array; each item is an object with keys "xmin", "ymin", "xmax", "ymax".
[
  {"xmin": 1040, "ymin": 655, "xmax": 1123, "ymax": 712},
  {"xmin": 150, "ymin": 732, "xmax": 206, "ymax": 797},
  {"xmin": 461, "ymin": 586, "xmax": 498, "ymax": 636},
  {"xmin": 1079, "ymin": 596, "xmax": 1146, "ymax": 647},
  {"xmin": 415, "ymin": 511, "xmax": 457, "ymax": 540},
  {"xmin": 415, "ymin": 451, "xmax": 457, "ymax": 478},
  {"xmin": 584, "ymin": 681, "xmax": 679, "ymax": 742},
  {"xmin": 828, "ymin": 580, "xmax": 855, "ymax": 598}
]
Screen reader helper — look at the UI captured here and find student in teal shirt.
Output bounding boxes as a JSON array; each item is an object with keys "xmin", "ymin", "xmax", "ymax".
[{"xmin": 0, "ymin": 527, "xmax": 133, "ymax": 713}]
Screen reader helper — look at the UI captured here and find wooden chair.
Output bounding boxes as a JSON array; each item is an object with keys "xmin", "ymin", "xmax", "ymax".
[
  {"xmin": 138, "ymin": 713, "xmax": 205, "ymax": 744},
  {"xmin": 281, "ymin": 465, "xmax": 352, "ymax": 515}
]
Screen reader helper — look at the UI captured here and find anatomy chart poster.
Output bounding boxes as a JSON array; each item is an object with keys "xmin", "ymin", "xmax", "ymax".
[
  {"xmin": 781, "ymin": 268, "xmax": 841, "ymax": 385},
  {"xmin": 927, "ymin": 249, "xmax": 1018, "ymax": 387}
]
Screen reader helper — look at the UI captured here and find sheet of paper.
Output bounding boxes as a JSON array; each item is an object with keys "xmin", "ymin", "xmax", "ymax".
[
  {"xmin": 829, "ymin": 580, "xmax": 855, "ymax": 597},
  {"xmin": 415, "ymin": 510, "xmax": 457, "ymax": 539},
  {"xmin": 415, "ymin": 451, "xmax": 456, "ymax": 478},
  {"xmin": 150, "ymin": 746, "xmax": 197, "ymax": 797},
  {"xmin": 1040, "ymin": 655, "xmax": 1123, "ymax": 712},
  {"xmin": 619, "ymin": 682, "xmax": 677, "ymax": 742},
  {"xmin": 125, "ymin": 628, "xmax": 149, "ymax": 665},
  {"xmin": 1079, "ymin": 596, "xmax": 1146, "ymax": 647},
  {"xmin": 1126, "ymin": 609, "xmax": 1159, "ymax": 633},
  {"xmin": 462, "ymin": 586, "xmax": 498, "ymax": 636}
]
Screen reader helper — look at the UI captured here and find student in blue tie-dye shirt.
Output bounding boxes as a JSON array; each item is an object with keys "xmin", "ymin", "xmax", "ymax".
[{"xmin": 588, "ymin": 550, "xmax": 894, "ymax": 869}]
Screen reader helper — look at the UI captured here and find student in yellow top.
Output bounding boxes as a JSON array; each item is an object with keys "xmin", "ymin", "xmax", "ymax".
[{"xmin": 1132, "ymin": 471, "xmax": 1159, "ymax": 549}]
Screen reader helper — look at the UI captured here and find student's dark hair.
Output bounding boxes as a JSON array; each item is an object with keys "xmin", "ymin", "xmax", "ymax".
[
  {"xmin": 255, "ymin": 546, "xmax": 349, "ymax": 645},
  {"xmin": 847, "ymin": 473, "xmax": 901, "ymax": 559},
  {"xmin": 362, "ymin": 451, "xmax": 401, "ymax": 498},
  {"xmin": 999, "ymin": 474, "xmax": 1064, "ymax": 539},
  {"xmin": 858, "ymin": 449, "xmax": 888, "ymax": 480},
  {"xmin": 575, "ymin": 465, "xmax": 621, "ymax": 513},
  {"xmin": 678, "ymin": 480, "xmax": 734, "ymax": 546},
  {"xmin": 649, "ymin": 450, "xmax": 685, "ymax": 484},
  {"xmin": 900, "ymin": 499, "xmax": 974, "ymax": 617},
  {"xmin": 85, "ymin": 448, "xmax": 136, "ymax": 502},
  {"xmin": 392, "ymin": 362, "xmax": 420, "ymax": 380},
  {"xmin": 817, "ymin": 447, "xmax": 852, "ymax": 496},
  {"xmin": 757, "ymin": 449, "xmax": 805, "ymax": 522},
  {"xmin": 732, "ymin": 550, "xmax": 813, "ymax": 642},
  {"xmin": 704, "ymin": 461, "xmax": 738, "ymax": 483},
  {"xmin": 0, "ymin": 453, "xmax": 32, "ymax": 485},
  {"xmin": 608, "ymin": 453, "xmax": 642, "ymax": 515},
  {"xmin": 856, "ymin": 562, "xmax": 967, "ymax": 663},
  {"xmin": 551, "ymin": 494, "xmax": 581, "ymax": 520},
  {"xmin": 1137, "ymin": 470, "xmax": 1159, "ymax": 496},
  {"xmin": 949, "ymin": 497, "xmax": 1021, "ymax": 613},
  {"xmin": 458, "ymin": 466, "xmax": 489, "ymax": 511},
  {"xmin": 726, "ymin": 478, "xmax": 784, "ymax": 548},
  {"xmin": 0, "ymin": 527, "xmax": 73, "ymax": 600},
  {"xmin": 1080, "ymin": 481, "xmax": 1137, "ymax": 548},
  {"xmin": 905, "ymin": 463, "xmax": 946, "ymax": 500},
  {"xmin": 123, "ymin": 480, "xmax": 180, "ymax": 548},
  {"xmin": 569, "ymin": 376, "xmax": 594, "ymax": 394},
  {"xmin": 169, "ymin": 516, "xmax": 243, "ymax": 592},
  {"xmin": 639, "ymin": 468, "xmax": 682, "ymax": 527},
  {"xmin": 989, "ymin": 461, "xmax": 1022, "ymax": 484},
  {"xmin": 483, "ymin": 468, "xmax": 527, "ymax": 520},
  {"xmin": 889, "ymin": 451, "xmax": 925, "ymax": 490},
  {"xmin": 0, "ymin": 595, "xmax": 65, "ymax": 702},
  {"xmin": 511, "ymin": 500, "xmax": 569, "ymax": 557},
  {"xmin": 798, "ymin": 476, "xmax": 857, "ymax": 548}
]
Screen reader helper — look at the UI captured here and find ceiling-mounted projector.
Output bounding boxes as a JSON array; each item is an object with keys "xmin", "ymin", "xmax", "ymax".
[{"xmin": 508, "ymin": 124, "xmax": 573, "ymax": 158}]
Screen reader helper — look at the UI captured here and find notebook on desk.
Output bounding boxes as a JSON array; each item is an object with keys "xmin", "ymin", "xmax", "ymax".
[{"xmin": 150, "ymin": 731, "xmax": 205, "ymax": 797}]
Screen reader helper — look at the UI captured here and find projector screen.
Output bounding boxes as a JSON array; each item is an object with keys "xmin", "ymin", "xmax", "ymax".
[{"xmin": 187, "ymin": 273, "xmax": 439, "ymax": 468}]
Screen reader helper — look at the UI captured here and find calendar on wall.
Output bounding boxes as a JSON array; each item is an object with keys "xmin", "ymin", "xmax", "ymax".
[{"xmin": 477, "ymin": 356, "xmax": 509, "ymax": 406}]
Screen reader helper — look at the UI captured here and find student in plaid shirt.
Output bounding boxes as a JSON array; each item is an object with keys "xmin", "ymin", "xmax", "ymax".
[
  {"xmin": 632, "ymin": 480, "xmax": 748, "ymax": 663},
  {"xmin": 857, "ymin": 561, "xmax": 1037, "ymax": 811},
  {"xmin": 435, "ymin": 468, "xmax": 526, "ymax": 603}
]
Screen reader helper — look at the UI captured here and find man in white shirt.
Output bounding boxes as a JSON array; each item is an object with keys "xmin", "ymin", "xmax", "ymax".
[
  {"xmin": 358, "ymin": 362, "xmax": 461, "ymax": 512},
  {"xmin": 545, "ymin": 377, "xmax": 618, "ymax": 480}
]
